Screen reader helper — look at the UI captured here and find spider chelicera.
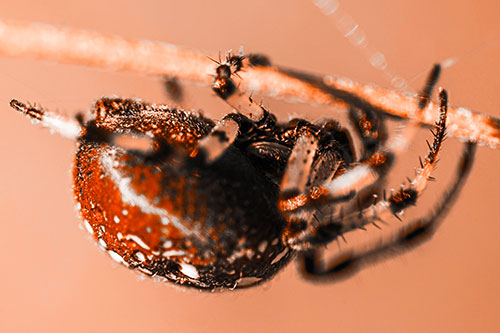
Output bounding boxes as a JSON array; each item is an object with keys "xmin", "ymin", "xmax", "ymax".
[{"xmin": 10, "ymin": 52, "xmax": 476, "ymax": 290}]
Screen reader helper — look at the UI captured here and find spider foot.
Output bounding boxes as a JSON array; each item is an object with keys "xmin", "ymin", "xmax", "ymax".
[{"xmin": 10, "ymin": 99, "xmax": 81, "ymax": 139}]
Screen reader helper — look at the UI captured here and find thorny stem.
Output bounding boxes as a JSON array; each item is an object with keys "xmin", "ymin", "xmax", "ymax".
[{"xmin": 1, "ymin": 19, "xmax": 499, "ymax": 149}]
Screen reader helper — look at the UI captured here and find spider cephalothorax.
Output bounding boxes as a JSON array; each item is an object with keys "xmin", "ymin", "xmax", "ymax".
[{"xmin": 10, "ymin": 52, "xmax": 476, "ymax": 290}]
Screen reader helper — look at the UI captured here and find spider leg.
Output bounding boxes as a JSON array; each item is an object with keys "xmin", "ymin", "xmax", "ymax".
[
  {"xmin": 212, "ymin": 53, "xmax": 265, "ymax": 122},
  {"xmin": 196, "ymin": 116, "xmax": 240, "ymax": 162},
  {"xmin": 345, "ymin": 63, "xmax": 439, "ymax": 164},
  {"xmin": 335, "ymin": 107, "xmax": 385, "ymax": 215},
  {"xmin": 10, "ymin": 99, "xmax": 82, "ymax": 139},
  {"xmin": 323, "ymin": 64, "xmax": 442, "ymax": 199},
  {"xmin": 12, "ymin": 96, "xmax": 218, "ymax": 160},
  {"xmin": 278, "ymin": 72, "xmax": 440, "ymax": 247},
  {"xmin": 163, "ymin": 77, "xmax": 183, "ymax": 102},
  {"xmin": 298, "ymin": 140, "xmax": 476, "ymax": 280},
  {"xmin": 279, "ymin": 120, "xmax": 356, "ymax": 243},
  {"xmin": 385, "ymin": 63, "xmax": 442, "ymax": 153},
  {"xmin": 280, "ymin": 132, "xmax": 319, "ymax": 198},
  {"xmin": 348, "ymin": 106, "xmax": 387, "ymax": 159},
  {"xmin": 164, "ymin": 58, "xmax": 276, "ymax": 103},
  {"xmin": 284, "ymin": 88, "xmax": 449, "ymax": 249},
  {"xmin": 197, "ymin": 55, "xmax": 269, "ymax": 163},
  {"xmin": 195, "ymin": 97, "xmax": 270, "ymax": 163},
  {"xmin": 334, "ymin": 88, "xmax": 449, "ymax": 232},
  {"xmin": 330, "ymin": 105, "xmax": 388, "ymax": 215},
  {"xmin": 217, "ymin": 90, "xmax": 265, "ymax": 122},
  {"xmin": 418, "ymin": 64, "xmax": 442, "ymax": 109},
  {"xmin": 279, "ymin": 130, "xmax": 352, "ymax": 248}
]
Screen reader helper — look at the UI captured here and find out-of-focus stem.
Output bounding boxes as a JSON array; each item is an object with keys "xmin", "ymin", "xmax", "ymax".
[{"xmin": 0, "ymin": 19, "xmax": 498, "ymax": 149}]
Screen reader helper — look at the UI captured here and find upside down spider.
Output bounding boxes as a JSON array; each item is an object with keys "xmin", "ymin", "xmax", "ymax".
[{"xmin": 10, "ymin": 49, "xmax": 476, "ymax": 290}]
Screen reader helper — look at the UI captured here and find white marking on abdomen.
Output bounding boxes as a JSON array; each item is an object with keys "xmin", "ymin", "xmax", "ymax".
[
  {"xmin": 125, "ymin": 234, "xmax": 150, "ymax": 251},
  {"xmin": 83, "ymin": 220, "xmax": 93, "ymax": 235},
  {"xmin": 179, "ymin": 263, "xmax": 199, "ymax": 279},
  {"xmin": 108, "ymin": 250, "xmax": 126, "ymax": 264},
  {"xmin": 100, "ymin": 150, "xmax": 198, "ymax": 237},
  {"xmin": 162, "ymin": 250, "xmax": 187, "ymax": 257}
]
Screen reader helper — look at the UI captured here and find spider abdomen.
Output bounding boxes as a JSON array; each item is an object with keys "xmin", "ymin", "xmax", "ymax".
[{"xmin": 74, "ymin": 138, "xmax": 293, "ymax": 289}]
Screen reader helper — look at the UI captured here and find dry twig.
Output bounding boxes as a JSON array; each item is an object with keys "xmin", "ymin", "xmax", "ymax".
[{"xmin": 1, "ymin": 19, "xmax": 499, "ymax": 149}]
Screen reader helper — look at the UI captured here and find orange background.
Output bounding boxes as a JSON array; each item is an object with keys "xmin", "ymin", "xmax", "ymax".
[{"xmin": 1, "ymin": 1, "xmax": 499, "ymax": 332}]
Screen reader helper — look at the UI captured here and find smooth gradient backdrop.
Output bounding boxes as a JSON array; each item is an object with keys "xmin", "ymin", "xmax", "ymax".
[{"xmin": 1, "ymin": 1, "xmax": 499, "ymax": 332}]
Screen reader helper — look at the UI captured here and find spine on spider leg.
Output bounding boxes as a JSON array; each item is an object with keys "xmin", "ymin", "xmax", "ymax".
[
  {"xmin": 384, "ymin": 89, "xmax": 448, "ymax": 218},
  {"xmin": 411, "ymin": 88, "xmax": 448, "ymax": 193},
  {"xmin": 10, "ymin": 99, "xmax": 82, "ymax": 139}
]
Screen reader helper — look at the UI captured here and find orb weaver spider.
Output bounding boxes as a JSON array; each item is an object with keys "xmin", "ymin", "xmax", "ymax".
[{"xmin": 3, "ymin": 21, "xmax": 495, "ymax": 290}]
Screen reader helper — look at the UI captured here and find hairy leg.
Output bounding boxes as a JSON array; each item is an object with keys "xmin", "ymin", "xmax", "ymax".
[
  {"xmin": 283, "ymin": 88, "xmax": 449, "ymax": 250},
  {"xmin": 299, "ymin": 141, "xmax": 476, "ymax": 279}
]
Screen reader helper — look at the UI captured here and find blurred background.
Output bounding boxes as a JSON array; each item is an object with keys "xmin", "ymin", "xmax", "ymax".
[{"xmin": 0, "ymin": 0, "xmax": 499, "ymax": 332}]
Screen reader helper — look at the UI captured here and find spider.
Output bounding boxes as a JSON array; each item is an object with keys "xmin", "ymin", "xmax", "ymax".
[{"xmin": 9, "ymin": 50, "xmax": 477, "ymax": 290}]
